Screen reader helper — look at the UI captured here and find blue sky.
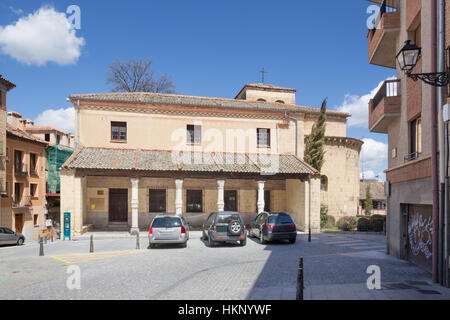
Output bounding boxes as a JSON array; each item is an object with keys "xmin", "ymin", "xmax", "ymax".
[{"xmin": 0, "ymin": 0, "xmax": 393, "ymax": 180}]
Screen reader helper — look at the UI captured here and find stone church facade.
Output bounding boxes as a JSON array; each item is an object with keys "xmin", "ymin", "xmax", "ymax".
[{"xmin": 60, "ymin": 83, "xmax": 362, "ymax": 236}]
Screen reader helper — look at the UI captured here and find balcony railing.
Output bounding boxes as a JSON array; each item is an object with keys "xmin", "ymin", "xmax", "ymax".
[
  {"xmin": 367, "ymin": 0, "xmax": 400, "ymax": 68},
  {"xmin": 404, "ymin": 152, "xmax": 421, "ymax": 163},
  {"xmin": 14, "ymin": 163, "xmax": 28, "ymax": 176},
  {"xmin": 369, "ymin": 79, "xmax": 401, "ymax": 133},
  {"xmin": 12, "ymin": 195, "xmax": 32, "ymax": 208},
  {"xmin": 371, "ymin": 0, "xmax": 399, "ymax": 32}
]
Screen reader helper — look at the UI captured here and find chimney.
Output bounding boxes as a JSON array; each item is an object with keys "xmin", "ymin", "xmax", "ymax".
[
  {"xmin": 7, "ymin": 111, "xmax": 23, "ymax": 129},
  {"xmin": 24, "ymin": 119, "xmax": 34, "ymax": 128}
]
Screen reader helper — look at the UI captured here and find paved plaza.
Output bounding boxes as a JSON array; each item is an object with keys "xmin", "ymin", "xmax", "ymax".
[{"xmin": 0, "ymin": 232, "xmax": 448, "ymax": 300}]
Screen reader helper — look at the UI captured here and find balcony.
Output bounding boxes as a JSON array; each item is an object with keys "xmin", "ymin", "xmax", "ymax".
[
  {"xmin": 14, "ymin": 163, "xmax": 28, "ymax": 176},
  {"xmin": 369, "ymin": 79, "xmax": 401, "ymax": 133},
  {"xmin": 12, "ymin": 195, "xmax": 32, "ymax": 208},
  {"xmin": 367, "ymin": 0, "xmax": 400, "ymax": 68}
]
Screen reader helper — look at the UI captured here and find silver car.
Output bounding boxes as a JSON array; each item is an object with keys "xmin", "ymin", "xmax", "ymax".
[
  {"xmin": 0, "ymin": 227, "xmax": 25, "ymax": 246},
  {"xmin": 148, "ymin": 215, "xmax": 189, "ymax": 248}
]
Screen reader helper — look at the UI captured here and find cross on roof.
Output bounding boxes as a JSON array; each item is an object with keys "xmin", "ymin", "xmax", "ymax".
[{"xmin": 259, "ymin": 67, "xmax": 268, "ymax": 84}]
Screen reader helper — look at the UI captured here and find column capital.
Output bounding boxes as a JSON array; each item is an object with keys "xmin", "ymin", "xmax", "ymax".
[
  {"xmin": 130, "ymin": 177, "xmax": 140, "ymax": 188},
  {"xmin": 175, "ymin": 179, "xmax": 184, "ymax": 188},
  {"xmin": 217, "ymin": 180, "xmax": 226, "ymax": 188}
]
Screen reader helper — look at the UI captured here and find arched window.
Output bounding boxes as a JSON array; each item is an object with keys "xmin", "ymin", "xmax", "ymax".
[
  {"xmin": 257, "ymin": 99, "xmax": 266, "ymax": 102},
  {"xmin": 320, "ymin": 176, "xmax": 328, "ymax": 192},
  {"xmin": 276, "ymin": 100, "xmax": 285, "ymax": 104}
]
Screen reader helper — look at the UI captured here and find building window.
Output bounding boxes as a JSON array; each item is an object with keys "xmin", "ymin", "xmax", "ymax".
[
  {"xmin": 45, "ymin": 134, "xmax": 50, "ymax": 142},
  {"xmin": 5, "ymin": 147, "xmax": 9, "ymax": 162},
  {"xmin": 187, "ymin": 125, "xmax": 201, "ymax": 145},
  {"xmin": 257, "ymin": 99, "xmax": 266, "ymax": 102},
  {"xmin": 186, "ymin": 190, "xmax": 203, "ymax": 213},
  {"xmin": 30, "ymin": 153, "xmax": 38, "ymax": 175},
  {"xmin": 111, "ymin": 122, "xmax": 127, "ymax": 141},
  {"xmin": 321, "ymin": 176, "xmax": 328, "ymax": 192},
  {"xmin": 30, "ymin": 184, "xmax": 38, "ymax": 198},
  {"xmin": 56, "ymin": 135, "xmax": 61, "ymax": 145},
  {"xmin": 14, "ymin": 183, "xmax": 22, "ymax": 204},
  {"xmin": 276, "ymin": 100, "xmax": 285, "ymax": 104},
  {"xmin": 410, "ymin": 116, "xmax": 422, "ymax": 157},
  {"xmin": 149, "ymin": 189, "xmax": 166, "ymax": 213},
  {"xmin": 33, "ymin": 215, "xmax": 38, "ymax": 226},
  {"xmin": 14, "ymin": 150, "xmax": 25, "ymax": 174},
  {"xmin": 257, "ymin": 128, "xmax": 271, "ymax": 148}
]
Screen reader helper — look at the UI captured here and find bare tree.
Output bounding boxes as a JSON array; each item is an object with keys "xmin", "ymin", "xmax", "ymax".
[{"xmin": 107, "ymin": 58, "xmax": 176, "ymax": 93}]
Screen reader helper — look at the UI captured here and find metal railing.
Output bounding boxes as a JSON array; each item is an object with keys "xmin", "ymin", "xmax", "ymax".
[
  {"xmin": 12, "ymin": 195, "xmax": 32, "ymax": 208},
  {"xmin": 372, "ymin": 79, "xmax": 401, "ymax": 111},
  {"xmin": 371, "ymin": 0, "xmax": 399, "ymax": 31},
  {"xmin": 14, "ymin": 163, "xmax": 28, "ymax": 176},
  {"xmin": 404, "ymin": 152, "xmax": 421, "ymax": 162}
]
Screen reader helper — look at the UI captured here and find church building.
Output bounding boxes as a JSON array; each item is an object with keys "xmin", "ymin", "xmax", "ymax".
[{"xmin": 60, "ymin": 83, "xmax": 362, "ymax": 236}]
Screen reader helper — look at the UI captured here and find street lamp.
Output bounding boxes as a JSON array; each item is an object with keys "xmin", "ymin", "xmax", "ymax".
[{"xmin": 397, "ymin": 40, "xmax": 450, "ymax": 87}]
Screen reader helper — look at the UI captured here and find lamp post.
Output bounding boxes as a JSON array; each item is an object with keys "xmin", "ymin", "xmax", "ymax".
[{"xmin": 397, "ymin": 40, "xmax": 450, "ymax": 87}]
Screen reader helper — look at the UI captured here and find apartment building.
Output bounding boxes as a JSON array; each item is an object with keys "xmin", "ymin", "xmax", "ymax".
[
  {"xmin": 366, "ymin": 0, "xmax": 449, "ymax": 285},
  {"xmin": 60, "ymin": 83, "xmax": 362, "ymax": 236}
]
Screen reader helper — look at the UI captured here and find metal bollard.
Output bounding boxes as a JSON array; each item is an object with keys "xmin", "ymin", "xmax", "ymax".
[
  {"xmin": 39, "ymin": 236, "xmax": 44, "ymax": 257},
  {"xmin": 89, "ymin": 235, "xmax": 94, "ymax": 253},
  {"xmin": 296, "ymin": 257, "xmax": 304, "ymax": 300},
  {"xmin": 136, "ymin": 234, "xmax": 140, "ymax": 250}
]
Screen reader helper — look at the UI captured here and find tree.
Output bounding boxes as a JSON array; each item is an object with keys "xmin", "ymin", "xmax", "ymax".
[
  {"xmin": 364, "ymin": 184, "xmax": 373, "ymax": 216},
  {"xmin": 304, "ymin": 98, "xmax": 327, "ymax": 171},
  {"xmin": 107, "ymin": 58, "xmax": 176, "ymax": 93}
]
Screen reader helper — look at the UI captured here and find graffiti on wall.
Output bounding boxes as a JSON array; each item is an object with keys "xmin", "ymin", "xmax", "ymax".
[{"xmin": 408, "ymin": 213, "xmax": 433, "ymax": 260}]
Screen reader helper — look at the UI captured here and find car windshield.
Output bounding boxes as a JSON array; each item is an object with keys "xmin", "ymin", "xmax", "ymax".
[
  {"xmin": 268, "ymin": 215, "xmax": 294, "ymax": 224},
  {"xmin": 216, "ymin": 214, "xmax": 241, "ymax": 224},
  {"xmin": 152, "ymin": 217, "xmax": 182, "ymax": 228}
]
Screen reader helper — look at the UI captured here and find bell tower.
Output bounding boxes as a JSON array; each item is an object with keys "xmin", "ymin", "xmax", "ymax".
[{"xmin": 235, "ymin": 83, "xmax": 297, "ymax": 105}]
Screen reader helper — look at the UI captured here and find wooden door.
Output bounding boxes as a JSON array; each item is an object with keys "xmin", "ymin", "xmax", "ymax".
[
  {"xmin": 406, "ymin": 204, "xmax": 432, "ymax": 273},
  {"xmin": 15, "ymin": 214, "xmax": 23, "ymax": 233},
  {"xmin": 224, "ymin": 190, "xmax": 237, "ymax": 212},
  {"xmin": 109, "ymin": 189, "xmax": 128, "ymax": 222}
]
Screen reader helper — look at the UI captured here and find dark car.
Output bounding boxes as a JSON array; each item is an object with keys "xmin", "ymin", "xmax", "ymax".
[
  {"xmin": 249, "ymin": 212, "xmax": 297, "ymax": 244},
  {"xmin": 0, "ymin": 227, "xmax": 25, "ymax": 246},
  {"xmin": 202, "ymin": 211, "xmax": 247, "ymax": 247}
]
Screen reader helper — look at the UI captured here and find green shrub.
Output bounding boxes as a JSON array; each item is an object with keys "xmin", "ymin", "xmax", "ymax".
[
  {"xmin": 336, "ymin": 216, "xmax": 358, "ymax": 231},
  {"xmin": 320, "ymin": 205, "xmax": 329, "ymax": 228},
  {"xmin": 357, "ymin": 218, "xmax": 371, "ymax": 232},
  {"xmin": 370, "ymin": 215, "xmax": 386, "ymax": 232}
]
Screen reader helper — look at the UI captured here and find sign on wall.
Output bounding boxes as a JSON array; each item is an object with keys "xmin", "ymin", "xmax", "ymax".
[{"xmin": 64, "ymin": 212, "xmax": 71, "ymax": 240}]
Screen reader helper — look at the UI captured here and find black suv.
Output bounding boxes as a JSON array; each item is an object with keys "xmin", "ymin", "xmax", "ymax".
[
  {"xmin": 249, "ymin": 212, "xmax": 297, "ymax": 244},
  {"xmin": 202, "ymin": 211, "xmax": 247, "ymax": 247}
]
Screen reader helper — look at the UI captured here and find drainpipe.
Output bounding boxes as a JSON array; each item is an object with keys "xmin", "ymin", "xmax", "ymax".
[
  {"xmin": 76, "ymin": 99, "xmax": 80, "ymax": 149},
  {"xmin": 430, "ymin": 0, "xmax": 440, "ymax": 284},
  {"xmin": 284, "ymin": 112, "xmax": 298, "ymax": 156},
  {"xmin": 437, "ymin": 0, "xmax": 448, "ymax": 286}
]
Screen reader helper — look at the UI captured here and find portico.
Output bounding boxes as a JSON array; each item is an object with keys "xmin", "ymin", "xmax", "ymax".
[{"xmin": 60, "ymin": 148, "xmax": 321, "ymax": 237}]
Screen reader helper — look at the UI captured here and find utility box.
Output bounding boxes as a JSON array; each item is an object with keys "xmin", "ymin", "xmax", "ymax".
[{"xmin": 443, "ymin": 104, "xmax": 450, "ymax": 122}]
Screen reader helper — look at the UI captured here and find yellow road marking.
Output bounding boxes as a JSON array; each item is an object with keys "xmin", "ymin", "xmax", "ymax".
[{"xmin": 50, "ymin": 249, "xmax": 148, "ymax": 264}]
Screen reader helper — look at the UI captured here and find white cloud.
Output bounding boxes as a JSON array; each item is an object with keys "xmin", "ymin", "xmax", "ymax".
[
  {"xmin": 336, "ymin": 77, "xmax": 396, "ymax": 127},
  {"xmin": 0, "ymin": 6, "xmax": 85, "ymax": 66},
  {"xmin": 360, "ymin": 170, "xmax": 385, "ymax": 181},
  {"xmin": 360, "ymin": 138, "xmax": 388, "ymax": 180},
  {"xmin": 9, "ymin": 7, "xmax": 24, "ymax": 15},
  {"xmin": 34, "ymin": 107, "xmax": 75, "ymax": 134}
]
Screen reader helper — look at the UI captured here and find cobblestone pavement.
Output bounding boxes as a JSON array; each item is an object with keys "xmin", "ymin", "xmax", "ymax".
[{"xmin": 0, "ymin": 232, "xmax": 448, "ymax": 300}]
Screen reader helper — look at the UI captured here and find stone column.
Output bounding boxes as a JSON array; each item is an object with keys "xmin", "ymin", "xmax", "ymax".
[
  {"xmin": 257, "ymin": 181, "xmax": 265, "ymax": 214},
  {"xmin": 175, "ymin": 179, "xmax": 183, "ymax": 216},
  {"xmin": 217, "ymin": 180, "xmax": 225, "ymax": 212},
  {"xmin": 130, "ymin": 178, "xmax": 140, "ymax": 235}
]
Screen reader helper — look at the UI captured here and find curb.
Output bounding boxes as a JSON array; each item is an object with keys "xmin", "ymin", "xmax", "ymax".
[{"xmin": 322, "ymin": 231, "xmax": 386, "ymax": 235}]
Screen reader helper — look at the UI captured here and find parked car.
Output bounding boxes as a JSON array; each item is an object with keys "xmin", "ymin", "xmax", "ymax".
[
  {"xmin": 249, "ymin": 212, "xmax": 297, "ymax": 244},
  {"xmin": 0, "ymin": 227, "xmax": 25, "ymax": 246},
  {"xmin": 148, "ymin": 215, "xmax": 189, "ymax": 248},
  {"xmin": 202, "ymin": 211, "xmax": 247, "ymax": 247}
]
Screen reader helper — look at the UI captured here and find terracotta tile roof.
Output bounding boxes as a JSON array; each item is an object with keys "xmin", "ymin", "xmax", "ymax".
[
  {"xmin": 64, "ymin": 147, "xmax": 317, "ymax": 176},
  {"xmin": 360, "ymin": 180, "xmax": 386, "ymax": 200},
  {"xmin": 69, "ymin": 92, "xmax": 349, "ymax": 117},
  {"xmin": 25, "ymin": 126, "xmax": 69, "ymax": 135},
  {"xmin": 6, "ymin": 124, "xmax": 48, "ymax": 145},
  {"xmin": 0, "ymin": 75, "xmax": 16, "ymax": 91}
]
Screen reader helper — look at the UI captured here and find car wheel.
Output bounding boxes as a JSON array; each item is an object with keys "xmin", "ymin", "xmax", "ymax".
[
  {"xmin": 260, "ymin": 231, "xmax": 266, "ymax": 244},
  {"xmin": 17, "ymin": 238, "xmax": 24, "ymax": 246},
  {"xmin": 289, "ymin": 238, "xmax": 296, "ymax": 244},
  {"xmin": 149, "ymin": 243, "xmax": 155, "ymax": 249},
  {"xmin": 182, "ymin": 242, "xmax": 187, "ymax": 248},
  {"xmin": 240, "ymin": 239, "xmax": 247, "ymax": 247}
]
